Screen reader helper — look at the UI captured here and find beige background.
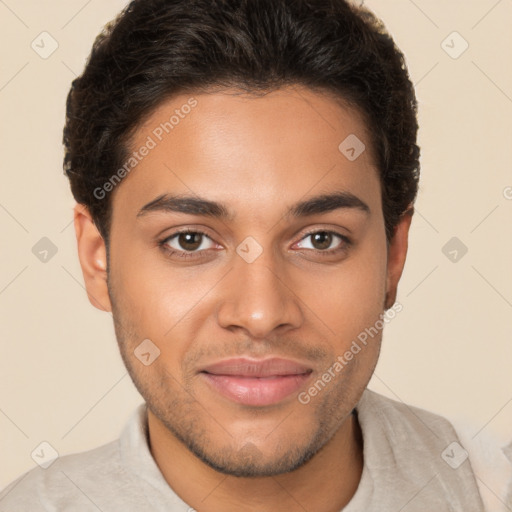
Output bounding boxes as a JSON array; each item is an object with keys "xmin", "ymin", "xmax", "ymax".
[{"xmin": 1, "ymin": 0, "xmax": 511, "ymax": 499}]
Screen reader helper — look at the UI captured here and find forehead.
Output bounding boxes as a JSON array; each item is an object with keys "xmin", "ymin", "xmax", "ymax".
[{"xmin": 111, "ymin": 86, "xmax": 380, "ymax": 221}]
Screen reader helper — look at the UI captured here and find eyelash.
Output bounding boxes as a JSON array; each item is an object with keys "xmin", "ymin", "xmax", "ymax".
[{"xmin": 158, "ymin": 228, "xmax": 352, "ymax": 261}]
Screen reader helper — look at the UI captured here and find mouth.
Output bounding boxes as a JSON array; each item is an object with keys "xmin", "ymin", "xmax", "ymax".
[{"xmin": 200, "ymin": 357, "xmax": 313, "ymax": 406}]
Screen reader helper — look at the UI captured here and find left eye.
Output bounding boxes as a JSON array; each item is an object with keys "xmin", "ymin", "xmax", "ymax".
[{"xmin": 295, "ymin": 231, "xmax": 345, "ymax": 251}]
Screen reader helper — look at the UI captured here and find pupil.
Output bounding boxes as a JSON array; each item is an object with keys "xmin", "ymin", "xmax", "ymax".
[{"xmin": 312, "ymin": 232, "xmax": 331, "ymax": 250}]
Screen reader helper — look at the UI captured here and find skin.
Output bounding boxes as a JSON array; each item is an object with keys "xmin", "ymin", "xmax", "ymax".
[{"xmin": 74, "ymin": 85, "xmax": 412, "ymax": 512}]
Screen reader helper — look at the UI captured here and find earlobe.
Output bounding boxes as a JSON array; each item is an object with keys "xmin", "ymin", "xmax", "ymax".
[
  {"xmin": 73, "ymin": 204, "xmax": 112, "ymax": 312},
  {"xmin": 385, "ymin": 207, "xmax": 413, "ymax": 309}
]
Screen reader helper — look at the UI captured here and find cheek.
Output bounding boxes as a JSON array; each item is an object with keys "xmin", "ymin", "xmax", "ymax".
[
  {"xmin": 111, "ymin": 238, "xmax": 190, "ymax": 319},
  {"xmin": 297, "ymin": 239, "xmax": 388, "ymax": 341},
  {"xmin": 110, "ymin": 243, "xmax": 220, "ymax": 366}
]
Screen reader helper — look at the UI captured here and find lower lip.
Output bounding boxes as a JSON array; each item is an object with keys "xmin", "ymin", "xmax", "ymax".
[{"xmin": 201, "ymin": 372, "xmax": 312, "ymax": 406}]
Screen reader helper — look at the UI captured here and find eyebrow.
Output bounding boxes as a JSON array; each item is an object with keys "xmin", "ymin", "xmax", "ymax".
[{"xmin": 136, "ymin": 191, "xmax": 370, "ymax": 220}]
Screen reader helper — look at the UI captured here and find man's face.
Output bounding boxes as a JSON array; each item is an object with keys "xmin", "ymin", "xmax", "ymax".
[{"xmin": 98, "ymin": 86, "xmax": 397, "ymax": 476}]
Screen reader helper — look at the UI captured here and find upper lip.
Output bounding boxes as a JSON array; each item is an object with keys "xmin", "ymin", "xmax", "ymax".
[{"xmin": 201, "ymin": 357, "xmax": 313, "ymax": 377}]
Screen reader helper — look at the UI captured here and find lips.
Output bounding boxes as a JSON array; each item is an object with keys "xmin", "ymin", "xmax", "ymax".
[
  {"xmin": 200, "ymin": 357, "xmax": 313, "ymax": 406},
  {"xmin": 201, "ymin": 357, "xmax": 312, "ymax": 377}
]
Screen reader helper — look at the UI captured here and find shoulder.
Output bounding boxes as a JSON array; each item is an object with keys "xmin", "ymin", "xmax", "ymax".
[
  {"xmin": 0, "ymin": 439, "xmax": 128, "ymax": 511},
  {"xmin": 0, "ymin": 404, "xmax": 152, "ymax": 511},
  {"xmin": 452, "ymin": 421, "xmax": 512, "ymax": 512},
  {"xmin": 358, "ymin": 388, "xmax": 461, "ymax": 446},
  {"xmin": 353, "ymin": 389, "xmax": 486, "ymax": 510},
  {"xmin": 356, "ymin": 389, "xmax": 482, "ymax": 482}
]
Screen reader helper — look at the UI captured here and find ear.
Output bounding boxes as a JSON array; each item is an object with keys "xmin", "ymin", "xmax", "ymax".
[
  {"xmin": 73, "ymin": 204, "xmax": 112, "ymax": 312},
  {"xmin": 384, "ymin": 207, "xmax": 413, "ymax": 309}
]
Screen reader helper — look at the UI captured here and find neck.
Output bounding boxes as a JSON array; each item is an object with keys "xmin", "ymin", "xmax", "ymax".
[{"xmin": 147, "ymin": 409, "xmax": 363, "ymax": 512}]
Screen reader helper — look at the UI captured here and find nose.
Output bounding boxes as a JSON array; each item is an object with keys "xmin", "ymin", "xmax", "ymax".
[{"xmin": 216, "ymin": 252, "xmax": 304, "ymax": 339}]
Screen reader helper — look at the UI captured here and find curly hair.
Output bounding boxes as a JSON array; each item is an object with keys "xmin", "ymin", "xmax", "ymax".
[{"xmin": 63, "ymin": 0, "xmax": 420, "ymax": 245}]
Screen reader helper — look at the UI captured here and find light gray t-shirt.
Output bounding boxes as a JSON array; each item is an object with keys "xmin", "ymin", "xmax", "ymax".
[
  {"xmin": 504, "ymin": 442, "xmax": 512, "ymax": 509},
  {"xmin": 0, "ymin": 389, "xmax": 485, "ymax": 511}
]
